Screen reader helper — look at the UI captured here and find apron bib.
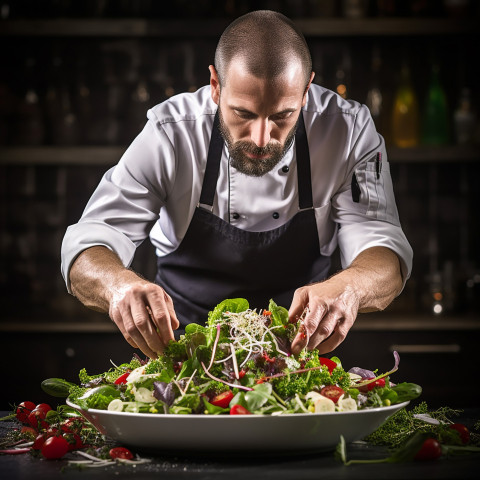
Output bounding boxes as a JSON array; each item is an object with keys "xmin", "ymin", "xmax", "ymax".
[{"xmin": 155, "ymin": 111, "xmax": 330, "ymax": 327}]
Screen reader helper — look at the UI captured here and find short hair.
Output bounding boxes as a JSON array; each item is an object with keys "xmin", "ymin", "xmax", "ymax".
[{"xmin": 215, "ymin": 10, "xmax": 312, "ymax": 89}]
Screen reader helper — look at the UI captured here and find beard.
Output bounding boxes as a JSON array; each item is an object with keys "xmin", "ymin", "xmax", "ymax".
[{"xmin": 217, "ymin": 107, "xmax": 297, "ymax": 177}]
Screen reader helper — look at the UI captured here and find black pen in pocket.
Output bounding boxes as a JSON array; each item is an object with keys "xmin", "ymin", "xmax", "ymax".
[{"xmin": 375, "ymin": 152, "xmax": 382, "ymax": 179}]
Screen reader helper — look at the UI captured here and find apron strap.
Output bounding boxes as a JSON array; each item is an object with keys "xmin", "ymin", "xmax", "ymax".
[
  {"xmin": 198, "ymin": 113, "xmax": 223, "ymax": 210},
  {"xmin": 295, "ymin": 111, "xmax": 313, "ymax": 210},
  {"xmin": 199, "ymin": 110, "xmax": 313, "ymax": 210}
]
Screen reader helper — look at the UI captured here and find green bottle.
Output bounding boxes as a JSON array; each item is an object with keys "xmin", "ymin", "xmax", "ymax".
[{"xmin": 421, "ymin": 64, "xmax": 449, "ymax": 145}]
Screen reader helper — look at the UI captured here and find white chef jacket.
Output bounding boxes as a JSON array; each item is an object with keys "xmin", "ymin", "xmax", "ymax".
[{"xmin": 61, "ymin": 84, "xmax": 413, "ymax": 292}]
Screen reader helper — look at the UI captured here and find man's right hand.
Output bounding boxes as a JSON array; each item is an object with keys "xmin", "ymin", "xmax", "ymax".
[
  {"xmin": 109, "ymin": 280, "xmax": 179, "ymax": 358},
  {"xmin": 69, "ymin": 246, "xmax": 179, "ymax": 358}
]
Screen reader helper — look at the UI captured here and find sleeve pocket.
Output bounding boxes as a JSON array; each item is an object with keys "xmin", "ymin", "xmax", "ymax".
[{"xmin": 353, "ymin": 158, "xmax": 399, "ymax": 224}]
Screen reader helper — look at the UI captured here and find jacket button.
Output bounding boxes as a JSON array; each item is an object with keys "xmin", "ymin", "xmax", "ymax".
[
  {"xmin": 232, "ymin": 212, "xmax": 240, "ymax": 220},
  {"xmin": 282, "ymin": 165, "xmax": 289, "ymax": 173},
  {"xmin": 272, "ymin": 212, "xmax": 279, "ymax": 219}
]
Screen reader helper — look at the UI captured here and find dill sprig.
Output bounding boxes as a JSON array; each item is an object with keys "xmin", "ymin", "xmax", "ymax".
[{"xmin": 364, "ymin": 402, "xmax": 478, "ymax": 448}]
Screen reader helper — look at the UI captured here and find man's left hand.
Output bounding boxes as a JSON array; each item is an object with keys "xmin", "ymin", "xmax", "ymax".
[{"xmin": 289, "ymin": 278, "xmax": 360, "ymax": 355}]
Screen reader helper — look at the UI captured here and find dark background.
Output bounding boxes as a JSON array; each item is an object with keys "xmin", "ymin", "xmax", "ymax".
[{"xmin": 0, "ymin": 0, "xmax": 479, "ymax": 410}]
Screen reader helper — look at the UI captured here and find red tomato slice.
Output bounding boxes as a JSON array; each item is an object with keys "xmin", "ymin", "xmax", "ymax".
[
  {"xmin": 320, "ymin": 385, "xmax": 345, "ymax": 404},
  {"xmin": 114, "ymin": 371, "xmax": 131, "ymax": 385},
  {"xmin": 319, "ymin": 357, "xmax": 337, "ymax": 374},
  {"xmin": 414, "ymin": 438, "xmax": 442, "ymax": 461},
  {"xmin": 358, "ymin": 377, "xmax": 386, "ymax": 392},
  {"xmin": 229, "ymin": 404, "xmax": 251, "ymax": 415},
  {"xmin": 41, "ymin": 435, "xmax": 69, "ymax": 460},
  {"xmin": 210, "ymin": 391, "xmax": 234, "ymax": 408},
  {"xmin": 109, "ymin": 447, "xmax": 134, "ymax": 460},
  {"xmin": 16, "ymin": 401, "xmax": 36, "ymax": 423},
  {"xmin": 449, "ymin": 423, "xmax": 470, "ymax": 444}
]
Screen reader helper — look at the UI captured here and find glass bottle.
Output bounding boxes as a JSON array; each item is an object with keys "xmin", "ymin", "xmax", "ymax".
[
  {"xmin": 421, "ymin": 64, "xmax": 449, "ymax": 146},
  {"xmin": 453, "ymin": 88, "xmax": 476, "ymax": 145},
  {"xmin": 12, "ymin": 57, "xmax": 45, "ymax": 145},
  {"xmin": 365, "ymin": 46, "xmax": 386, "ymax": 137},
  {"xmin": 391, "ymin": 62, "xmax": 420, "ymax": 148}
]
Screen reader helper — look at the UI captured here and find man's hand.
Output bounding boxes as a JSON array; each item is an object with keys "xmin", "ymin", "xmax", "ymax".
[
  {"xmin": 70, "ymin": 246, "xmax": 179, "ymax": 358},
  {"xmin": 109, "ymin": 281, "xmax": 179, "ymax": 359},
  {"xmin": 289, "ymin": 246, "xmax": 403, "ymax": 355},
  {"xmin": 289, "ymin": 278, "xmax": 359, "ymax": 355}
]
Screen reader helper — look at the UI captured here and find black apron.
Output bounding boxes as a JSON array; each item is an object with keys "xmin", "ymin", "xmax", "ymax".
[{"xmin": 155, "ymin": 111, "xmax": 330, "ymax": 328}]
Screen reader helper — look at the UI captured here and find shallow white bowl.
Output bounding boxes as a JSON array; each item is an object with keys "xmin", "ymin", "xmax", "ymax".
[{"xmin": 67, "ymin": 399, "xmax": 409, "ymax": 454}]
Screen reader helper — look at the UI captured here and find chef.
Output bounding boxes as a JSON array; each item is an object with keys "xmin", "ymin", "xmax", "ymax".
[{"xmin": 61, "ymin": 10, "xmax": 412, "ymax": 359}]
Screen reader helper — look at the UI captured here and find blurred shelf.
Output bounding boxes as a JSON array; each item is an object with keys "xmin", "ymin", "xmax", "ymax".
[
  {"xmin": 1, "ymin": 145, "xmax": 479, "ymax": 166},
  {"xmin": 0, "ymin": 146, "xmax": 125, "ymax": 166},
  {"xmin": 0, "ymin": 17, "xmax": 478, "ymax": 37},
  {"xmin": 388, "ymin": 145, "xmax": 480, "ymax": 163},
  {"xmin": 353, "ymin": 313, "xmax": 480, "ymax": 331}
]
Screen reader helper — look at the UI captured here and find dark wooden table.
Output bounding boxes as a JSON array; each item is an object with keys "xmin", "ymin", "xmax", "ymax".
[{"xmin": 1, "ymin": 409, "xmax": 478, "ymax": 480}]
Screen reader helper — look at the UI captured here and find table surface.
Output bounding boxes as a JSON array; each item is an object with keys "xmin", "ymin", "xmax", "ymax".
[{"xmin": 1, "ymin": 410, "xmax": 478, "ymax": 480}]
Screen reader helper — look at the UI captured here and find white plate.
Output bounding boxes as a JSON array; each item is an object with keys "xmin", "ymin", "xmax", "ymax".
[{"xmin": 67, "ymin": 399, "xmax": 409, "ymax": 454}]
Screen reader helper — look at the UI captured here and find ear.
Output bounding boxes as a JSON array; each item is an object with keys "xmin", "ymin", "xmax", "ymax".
[
  {"xmin": 209, "ymin": 65, "xmax": 221, "ymax": 105},
  {"xmin": 302, "ymin": 71, "xmax": 315, "ymax": 107}
]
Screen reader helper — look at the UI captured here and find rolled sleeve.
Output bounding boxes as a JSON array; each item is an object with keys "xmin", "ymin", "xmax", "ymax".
[{"xmin": 61, "ymin": 221, "xmax": 137, "ymax": 293}]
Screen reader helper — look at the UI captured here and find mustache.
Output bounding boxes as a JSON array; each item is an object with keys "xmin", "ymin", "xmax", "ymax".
[{"xmin": 230, "ymin": 141, "xmax": 282, "ymax": 156}]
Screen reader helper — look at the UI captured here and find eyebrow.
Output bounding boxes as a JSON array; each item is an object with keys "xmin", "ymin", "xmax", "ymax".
[{"xmin": 229, "ymin": 105, "xmax": 297, "ymax": 116}]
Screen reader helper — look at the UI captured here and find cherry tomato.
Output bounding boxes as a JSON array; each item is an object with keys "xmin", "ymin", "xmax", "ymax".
[
  {"xmin": 449, "ymin": 423, "xmax": 470, "ymax": 444},
  {"xmin": 66, "ymin": 433, "xmax": 85, "ymax": 451},
  {"xmin": 319, "ymin": 357, "xmax": 337, "ymax": 374},
  {"xmin": 27, "ymin": 409, "xmax": 49, "ymax": 430},
  {"xmin": 61, "ymin": 417, "xmax": 84, "ymax": 434},
  {"xmin": 109, "ymin": 447, "xmax": 134, "ymax": 460},
  {"xmin": 320, "ymin": 385, "xmax": 345, "ymax": 404},
  {"xmin": 229, "ymin": 404, "xmax": 251, "ymax": 415},
  {"xmin": 16, "ymin": 401, "xmax": 36, "ymax": 423},
  {"xmin": 32, "ymin": 434, "xmax": 47, "ymax": 451},
  {"xmin": 114, "ymin": 371, "xmax": 131, "ymax": 385},
  {"xmin": 210, "ymin": 391, "xmax": 234, "ymax": 408},
  {"xmin": 34, "ymin": 403, "xmax": 52, "ymax": 414},
  {"xmin": 414, "ymin": 438, "xmax": 442, "ymax": 461},
  {"xmin": 41, "ymin": 435, "xmax": 69, "ymax": 460},
  {"xmin": 46, "ymin": 426, "xmax": 59, "ymax": 437}
]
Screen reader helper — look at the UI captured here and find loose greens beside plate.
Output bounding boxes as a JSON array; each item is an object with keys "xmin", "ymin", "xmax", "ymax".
[{"xmin": 44, "ymin": 298, "xmax": 422, "ymax": 416}]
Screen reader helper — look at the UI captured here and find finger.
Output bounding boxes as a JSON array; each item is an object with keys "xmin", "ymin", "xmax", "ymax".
[
  {"xmin": 163, "ymin": 290, "xmax": 180, "ymax": 331},
  {"xmin": 119, "ymin": 302, "xmax": 159, "ymax": 359},
  {"xmin": 315, "ymin": 320, "xmax": 350, "ymax": 354},
  {"xmin": 307, "ymin": 312, "xmax": 342, "ymax": 350},
  {"xmin": 130, "ymin": 300, "xmax": 165, "ymax": 356},
  {"xmin": 290, "ymin": 322, "xmax": 309, "ymax": 355},
  {"xmin": 147, "ymin": 292, "xmax": 176, "ymax": 347},
  {"xmin": 110, "ymin": 307, "xmax": 139, "ymax": 349},
  {"xmin": 288, "ymin": 288, "xmax": 309, "ymax": 323}
]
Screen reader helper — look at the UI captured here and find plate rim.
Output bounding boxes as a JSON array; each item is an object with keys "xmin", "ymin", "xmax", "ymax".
[{"xmin": 66, "ymin": 398, "xmax": 410, "ymax": 419}]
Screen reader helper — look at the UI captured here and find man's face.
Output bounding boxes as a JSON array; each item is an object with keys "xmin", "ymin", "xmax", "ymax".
[{"xmin": 210, "ymin": 59, "xmax": 311, "ymax": 177}]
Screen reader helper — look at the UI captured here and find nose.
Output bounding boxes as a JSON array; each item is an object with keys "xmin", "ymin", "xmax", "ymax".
[{"xmin": 250, "ymin": 118, "xmax": 271, "ymax": 148}]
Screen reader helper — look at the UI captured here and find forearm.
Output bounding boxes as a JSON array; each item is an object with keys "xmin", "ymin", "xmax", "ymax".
[
  {"xmin": 69, "ymin": 246, "xmax": 143, "ymax": 313},
  {"xmin": 332, "ymin": 246, "xmax": 403, "ymax": 313}
]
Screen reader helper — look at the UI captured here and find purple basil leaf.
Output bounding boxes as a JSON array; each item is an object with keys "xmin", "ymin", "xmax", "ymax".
[
  {"xmin": 347, "ymin": 367, "xmax": 376, "ymax": 379},
  {"xmin": 153, "ymin": 381, "xmax": 175, "ymax": 406}
]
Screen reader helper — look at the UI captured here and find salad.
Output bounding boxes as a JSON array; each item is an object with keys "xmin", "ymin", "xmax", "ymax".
[{"xmin": 51, "ymin": 298, "xmax": 421, "ymax": 416}]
